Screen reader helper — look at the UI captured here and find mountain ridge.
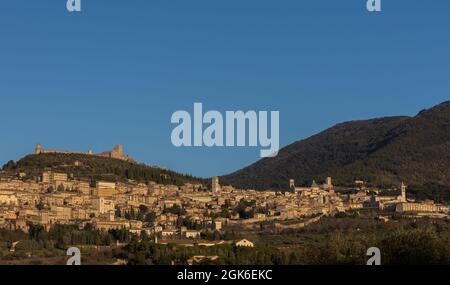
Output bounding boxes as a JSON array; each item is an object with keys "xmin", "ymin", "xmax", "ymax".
[{"xmin": 221, "ymin": 101, "xmax": 450, "ymax": 191}]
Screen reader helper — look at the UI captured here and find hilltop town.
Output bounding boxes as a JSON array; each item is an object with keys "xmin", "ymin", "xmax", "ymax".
[{"xmin": 1, "ymin": 145, "xmax": 449, "ymax": 256}]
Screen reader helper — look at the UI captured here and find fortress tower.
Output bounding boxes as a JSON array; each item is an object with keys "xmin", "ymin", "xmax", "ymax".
[
  {"xmin": 99, "ymin": 144, "xmax": 133, "ymax": 162},
  {"xmin": 112, "ymin": 144, "xmax": 123, "ymax": 156},
  {"xmin": 35, "ymin": 144, "xmax": 42, "ymax": 154}
]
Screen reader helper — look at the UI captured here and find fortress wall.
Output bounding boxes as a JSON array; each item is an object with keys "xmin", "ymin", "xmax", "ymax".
[
  {"xmin": 40, "ymin": 150, "xmax": 91, "ymax": 155},
  {"xmin": 34, "ymin": 144, "xmax": 134, "ymax": 163}
]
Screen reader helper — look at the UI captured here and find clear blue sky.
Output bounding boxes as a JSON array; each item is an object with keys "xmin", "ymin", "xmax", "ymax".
[{"xmin": 0, "ymin": 0, "xmax": 449, "ymax": 178}]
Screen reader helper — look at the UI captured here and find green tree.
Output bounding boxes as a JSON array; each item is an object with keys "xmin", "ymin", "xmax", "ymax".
[{"xmin": 57, "ymin": 184, "xmax": 65, "ymax": 192}]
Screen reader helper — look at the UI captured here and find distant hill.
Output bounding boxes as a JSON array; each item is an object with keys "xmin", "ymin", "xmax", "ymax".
[
  {"xmin": 2, "ymin": 153, "xmax": 205, "ymax": 186},
  {"xmin": 222, "ymin": 101, "xmax": 450, "ymax": 193}
]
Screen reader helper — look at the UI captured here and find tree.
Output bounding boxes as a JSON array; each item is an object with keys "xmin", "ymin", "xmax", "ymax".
[
  {"xmin": 220, "ymin": 208, "xmax": 231, "ymax": 219},
  {"xmin": 2, "ymin": 160, "xmax": 17, "ymax": 170},
  {"xmin": 28, "ymin": 224, "xmax": 45, "ymax": 241},
  {"xmin": 139, "ymin": 205, "xmax": 149, "ymax": 214},
  {"xmin": 381, "ymin": 227, "xmax": 450, "ymax": 265},
  {"xmin": 35, "ymin": 201, "xmax": 45, "ymax": 211},
  {"xmin": 163, "ymin": 204, "xmax": 186, "ymax": 216},
  {"xmin": 115, "ymin": 207, "xmax": 122, "ymax": 218},
  {"xmin": 57, "ymin": 184, "xmax": 65, "ymax": 192},
  {"xmin": 145, "ymin": 212, "xmax": 157, "ymax": 223}
]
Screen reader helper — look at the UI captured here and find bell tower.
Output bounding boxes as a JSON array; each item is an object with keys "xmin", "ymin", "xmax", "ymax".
[
  {"xmin": 400, "ymin": 182, "xmax": 407, "ymax": 202},
  {"xmin": 289, "ymin": 179, "xmax": 295, "ymax": 191}
]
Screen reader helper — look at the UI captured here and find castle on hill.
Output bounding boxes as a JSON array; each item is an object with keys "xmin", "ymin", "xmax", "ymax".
[{"xmin": 34, "ymin": 144, "xmax": 134, "ymax": 163}]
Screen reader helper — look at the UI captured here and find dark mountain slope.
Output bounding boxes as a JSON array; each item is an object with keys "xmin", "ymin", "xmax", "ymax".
[
  {"xmin": 222, "ymin": 101, "xmax": 450, "ymax": 190},
  {"xmin": 333, "ymin": 101, "xmax": 450, "ymax": 187}
]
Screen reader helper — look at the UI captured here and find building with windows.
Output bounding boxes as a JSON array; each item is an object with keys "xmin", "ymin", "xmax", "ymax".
[{"xmin": 94, "ymin": 181, "xmax": 117, "ymax": 197}]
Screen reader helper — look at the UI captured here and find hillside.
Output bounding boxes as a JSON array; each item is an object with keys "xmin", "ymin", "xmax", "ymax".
[
  {"xmin": 221, "ymin": 101, "xmax": 450, "ymax": 192},
  {"xmin": 2, "ymin": 153, "xmax": 205, "ymax": 186}
]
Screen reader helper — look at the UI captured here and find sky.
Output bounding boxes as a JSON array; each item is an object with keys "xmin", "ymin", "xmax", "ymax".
[{"xmin": 0, "ymin": 0, "xmax": 449, "ymax": 178}]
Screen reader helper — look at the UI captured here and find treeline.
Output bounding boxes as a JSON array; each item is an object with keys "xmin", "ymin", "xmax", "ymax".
[
  {"xmin": 126, "ymin": 237, "xmax": 291, "ymax": 265},
  {"xmin": 299, "ymin": 224, "xmax": 450, "ymax": 265},
  {"xmin": 407, "ymin": 183, "xmax": 450, "ymax": 203},
  {"xmin": 125, "ymin": 223, "xmax": 450, "ymax": 265},
  {"xmin": 2, "ymin": 218, "xmax": 450, "ymax": 265},
  {"xmin": 116, "ymin": 205, "xmax": 157, "ymax": 223},
  {"xmin": 27, "ymin": 224, "xmax": 133, "ymax": 249}
]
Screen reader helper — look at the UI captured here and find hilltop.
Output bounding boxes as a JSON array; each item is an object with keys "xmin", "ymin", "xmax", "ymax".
[{"xmin": 2, "ymin": 153, "xmax": 205, "ymax": 186}]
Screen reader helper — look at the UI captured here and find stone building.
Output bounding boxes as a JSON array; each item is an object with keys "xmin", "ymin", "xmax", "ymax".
[
  {"xmin": 396, "ymin": 202, "xmax": 439, "ymax": 213},
  {"xmin": 93, "ymin": 181, "xmax": 117, "ymax": 197},
  {"xmin": 0, "ymin": 191, "xmax": 18, "ymax": 206},
  {"xmin": 35, "ymin": 144, "xmax": 92, "ymax": 155},
  {"xmin": 96, "ymin": 144, "xmax": 134, "ymax": 162},
  {"xmin": 42, "ymin": 171, "xmax": 68, "ymax": 184},
  {"xmin": 92, "ymin": 197, "xmax": 115, "ymax": 214},
  {"xmin": 93, "ymin": 220, "xmax": 131, "ymax": 231}
]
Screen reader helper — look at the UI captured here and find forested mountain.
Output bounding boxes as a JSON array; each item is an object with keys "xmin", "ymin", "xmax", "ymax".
[{"xmin": 222, "ymin": 101, "xmax": 450, "ymax": 192}]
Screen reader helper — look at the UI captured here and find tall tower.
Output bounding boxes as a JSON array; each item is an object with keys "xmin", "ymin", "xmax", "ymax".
[
  {"xmin": 35, "ymin": 144, "xmax": 42, "ymax": 155},
  {"xmin": 289, "ymin": 179, "xmax": 295, "ymax": 191},
  {"xmin": 113, "ymin": 144, "xmax": 123, "ymax": 156},
  {"xmin": 400, "ymin": 182, "xmax": 407, "ymax": 202},
  {"xmin": 212, "ymin": 177, "xmax": 221, "ymax": 193},
  {"xmin": 326, "ymin": 177, "xmax": 332, "ymax": 188}
]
